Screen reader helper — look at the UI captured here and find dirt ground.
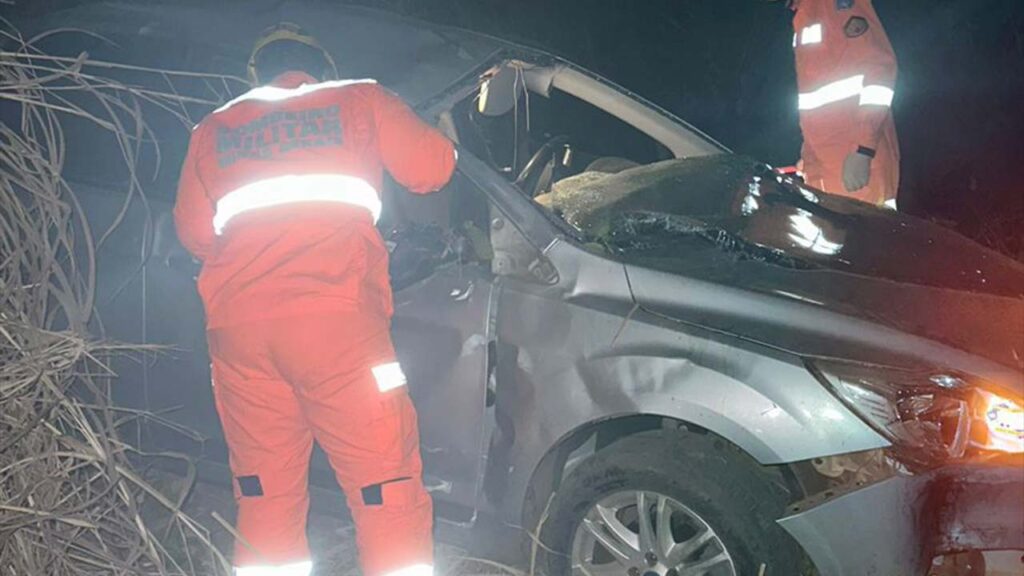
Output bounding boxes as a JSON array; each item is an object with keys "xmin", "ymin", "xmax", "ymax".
[
  {"xmin": 166, "ymin": 473, "xmax": 1020, "ymax": 576},
  {"xmin": 170, "ymin": 475, "xmax": 523, "ymax": 576}
]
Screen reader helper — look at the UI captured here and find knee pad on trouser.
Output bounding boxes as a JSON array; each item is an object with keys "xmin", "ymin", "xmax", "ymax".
[
  {"xmin": 267, "ymin": 319, "xmax": 435, "ymax": 576},
  {"xmin": 232, "ymin": 475, "xmax": 312, "ymax": 568},
  {"xmin": 349, "ymin": 475, "xmax": 434, "ymax": 576},
  {"xmin": 209, "ymin": 357, "xmax": 314, "ymax": 568}
]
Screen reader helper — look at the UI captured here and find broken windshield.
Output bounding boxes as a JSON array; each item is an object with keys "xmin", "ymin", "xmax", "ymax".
[
  {"xmin": 540, "ymin": 155, "xmax": 844, "ymax": 263},
  {"xmin": 538, "ymin": 154, "xmax": 1024, "ymax": 297}
]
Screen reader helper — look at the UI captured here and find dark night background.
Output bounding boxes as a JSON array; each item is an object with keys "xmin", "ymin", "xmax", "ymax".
[{"xmin": 7, "ymin": 0, "xmax": 1024, "ymax": 258}]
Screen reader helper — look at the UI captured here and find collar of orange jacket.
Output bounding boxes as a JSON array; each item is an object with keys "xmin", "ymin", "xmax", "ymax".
[{"xmin": 268, "ymin": 71, "xmax": 318, "ymax": 89}]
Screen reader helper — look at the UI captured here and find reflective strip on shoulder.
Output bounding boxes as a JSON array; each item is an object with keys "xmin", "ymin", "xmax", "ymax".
[
  {"xmin": 883, "ymin": 198, "xmax": 898, "ymax": 211},
  {"xmin": 234, "ymin": 560, "xmax": 313, "ymax": 576},
  {"xmin": 213, "ymin": 174, "xmax": 381, "ymax": 234},
  {"xmin": 213, "ymin": 78, "xmax": 378, "ymax": 114},
  {"xmin": 371, "ymin": 362, "xmax": 407, "ymax": 393},
  {"xmin": 382, "ymin": 564, "xmax": 433, "ymax": 576},
  {"xmin": 800, "ymin": 23, "xmax": 823, "ymax": 45},
  {"xmin": 859, "ymin": 85, "xmax": 895, "ymax": 107}
]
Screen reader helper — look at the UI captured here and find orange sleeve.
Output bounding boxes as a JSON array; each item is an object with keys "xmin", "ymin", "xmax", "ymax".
[
  {"xmin": 845, "ymin": 1, "xmax": 898, "ymax": 150},
  {"xmin": 173, "ymin": 123, "xmax": 216, "ymax": 261},
  {"xmin": 370, "ymin": 84, "xmax": 457, "ymax": 194}
]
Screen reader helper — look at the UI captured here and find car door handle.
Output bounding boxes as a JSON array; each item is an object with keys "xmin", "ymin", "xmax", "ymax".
[{"xmin": 448, "ymin": 281, "xmax": 474, "ymax": 302}]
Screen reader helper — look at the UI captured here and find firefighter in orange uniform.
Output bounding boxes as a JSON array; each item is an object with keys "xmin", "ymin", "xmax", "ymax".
[
  {"xmin": 173, "ymin": 23, "xmax": 456, "ymax": 576},
  {"xmin": 788, "ymin": 0, "xmax": 900, "ymax": 208}
]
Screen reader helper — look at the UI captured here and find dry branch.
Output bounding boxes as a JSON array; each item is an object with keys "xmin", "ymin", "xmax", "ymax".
[{"xmin": 1, "ymin": 22, "xmax": 246, "ymax": 575}]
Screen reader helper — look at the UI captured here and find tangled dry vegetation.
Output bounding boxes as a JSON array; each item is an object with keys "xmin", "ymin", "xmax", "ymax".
[{"xmin": 0, "ymin": 22, "xmax": 246, "ymax": 575}]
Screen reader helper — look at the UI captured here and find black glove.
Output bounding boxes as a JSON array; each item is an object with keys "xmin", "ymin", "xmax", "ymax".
[{"xmin": 842, "ymin": 146, "xmax": 875, "ymax": 192}]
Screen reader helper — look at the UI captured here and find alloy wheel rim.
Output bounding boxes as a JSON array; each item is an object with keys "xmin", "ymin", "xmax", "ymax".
[{"xmin": 570, "ymin": 490, "xmax": 736, "ymax": 576}]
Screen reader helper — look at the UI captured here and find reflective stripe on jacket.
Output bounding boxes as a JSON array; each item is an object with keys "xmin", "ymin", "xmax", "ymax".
[
  {"xmin": 791, "ymin": 0, "xmax": 900, "ymax": 204},
  {"xmin": 174, "ymin": 71, "xmax": 456, "ymax": 328}
]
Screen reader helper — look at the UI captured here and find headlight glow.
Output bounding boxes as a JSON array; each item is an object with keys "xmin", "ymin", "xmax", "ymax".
[
  {"xmin": 974, "ymin": 389, "xmax": 1024, "ymax": 454},
  {"xmin": 816, "ymin": 362, "xmax": 1023, "ymax": 466}
]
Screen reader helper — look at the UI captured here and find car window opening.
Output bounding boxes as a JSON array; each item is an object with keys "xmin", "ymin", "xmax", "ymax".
[{"xmin": 452, "ymin": 65, "xmax": 672, "ymax": 200}]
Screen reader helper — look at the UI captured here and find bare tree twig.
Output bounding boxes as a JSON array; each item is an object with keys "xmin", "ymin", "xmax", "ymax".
[{"xmin": 1, "ymin": 20, "xmax": 239, "ymax": 575}]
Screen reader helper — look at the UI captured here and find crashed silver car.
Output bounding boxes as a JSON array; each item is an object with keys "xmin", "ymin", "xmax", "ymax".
[{"xmin": 28, "ymin": 2, "xmax": 1024, "ymax": 575}]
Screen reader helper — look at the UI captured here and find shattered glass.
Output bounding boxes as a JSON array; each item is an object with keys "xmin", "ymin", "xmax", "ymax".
[
  {"xmin": 547, "ymin": 155, "xmax": 748, "ymax": 237},
  {"xmin": 542, "ymin": 154, "xmax": 829, "ymax": 269},
  {"xmin": 539, "ymin": 154, "xmax": 1024, "ymax": 297}
]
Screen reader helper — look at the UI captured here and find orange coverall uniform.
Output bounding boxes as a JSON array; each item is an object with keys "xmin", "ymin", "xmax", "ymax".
[
  {"xmin": 792, "ymin": 0, "xmax": 899, "ymax": 205},
  {"xmin": 174, "ymin": 71, "xmax": 456, "ymax": 576}
]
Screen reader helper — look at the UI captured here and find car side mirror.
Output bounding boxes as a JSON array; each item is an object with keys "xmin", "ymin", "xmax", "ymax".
[{"xmin": 478, "ymin": 65, "xmax": 523, "ymax": 117}]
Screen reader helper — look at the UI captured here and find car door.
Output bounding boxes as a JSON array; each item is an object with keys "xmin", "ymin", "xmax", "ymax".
[
  {"xmin": 86, "ymin": 171, "xmax": 496, "ymax": 510},
  {"xmin": 388, "ymin": 174, "xmax": 496, "ymax": 512}
]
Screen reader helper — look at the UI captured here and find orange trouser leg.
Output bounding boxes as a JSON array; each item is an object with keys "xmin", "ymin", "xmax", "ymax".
[
  {"xmin": 208, "ymin": 328, "xmax": 314, "ymax": 569},
  {"xmin": 801, "ymin": 141, "xmax": 852, "ymax": 199},
  {"xmin": 803, "ymin": 146, "xmax": 894, "ymax": 205},
  {"xmin": 269, "ymin": 313, "xmax": 434, "ymax": 576},
  {"xmin": 801, "ymin": 121, "xmax": 899, "ymax": 206}
]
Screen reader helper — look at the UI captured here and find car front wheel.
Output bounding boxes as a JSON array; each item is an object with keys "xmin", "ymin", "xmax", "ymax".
[{"xmin": 538, "ymin": 429, "xmax": 808, "ymax": 575}]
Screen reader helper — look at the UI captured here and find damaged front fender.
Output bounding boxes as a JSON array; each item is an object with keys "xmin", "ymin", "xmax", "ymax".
[{"xmin": 487, "ymin": 240, "xmax": 888, "ymax": 522}]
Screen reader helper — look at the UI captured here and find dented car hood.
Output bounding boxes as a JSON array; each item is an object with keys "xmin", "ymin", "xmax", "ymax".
[{"xmin": 547, "ymin": 156, "xmax": 1024, "ymax": 373}]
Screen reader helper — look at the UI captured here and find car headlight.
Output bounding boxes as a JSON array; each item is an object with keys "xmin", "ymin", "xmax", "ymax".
[
  {"xmin": 975, "ymin": 388, "xmax": 1024, "ymax": 454},
  {"xmin": 813, "ymin": 361, "xmax": 1024, "ymax": 466}
]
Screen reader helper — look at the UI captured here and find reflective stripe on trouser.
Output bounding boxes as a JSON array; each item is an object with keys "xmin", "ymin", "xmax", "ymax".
[
  {"xmin": 382, "ymin": 564, "xmax": 434, "ymax": 576},
  {"xmin": 208, "ymin": 312, "xmax": 433, "ymax": 575},
  {"xmin": 234, "ymin": 560, "xmax": 313, "ymax": 576}
]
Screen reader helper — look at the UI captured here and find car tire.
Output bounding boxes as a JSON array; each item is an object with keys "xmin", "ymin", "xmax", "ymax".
[{"xmin": 537, "ymin": 429, "xmax": 809, "ymax": 575}]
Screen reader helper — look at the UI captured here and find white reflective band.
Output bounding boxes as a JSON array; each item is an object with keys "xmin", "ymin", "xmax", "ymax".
[
  {"xmin": 372, "ymin": 362, "xmax": 407, "ymax": 393},
  {"xmin": 798, "ymin": 74, "xmax": 865, "ymax": 110},
  {"xmin": 799, "ymin": 75, "xmax": 895, "ymax": 111},
  {"xmin": 213, "ymin": 174, "xmax": 381, "ymax": 234},
  {"xmin": 382, "ymin": 564, "xmax": 434, "ymax": 576},
  {"xmin": 214, "ymin": 79, "xmax": 377, "ymax": 114},
  {"xmin": 859, "ymin": 84, "xmax": 895, "ymax": 107},
  {"xmin": 234, "ymin": 560, "xmax": 312, "ymax": 576},
  {"xmin": 883, "ymin": 198, "xmax": 898, "ymax": 211},
  {"xmin": 800, "ymin": 23, "xmax": 823, "ymax": 45},
  {"xmin": 792, "ymin": 33, "xmax": 798, "ymax": 48}
]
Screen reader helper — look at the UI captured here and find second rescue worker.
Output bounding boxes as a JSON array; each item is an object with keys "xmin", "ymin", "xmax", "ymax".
[
  {"xmin": 173, "ymin": 23, "xmax": 456, "ymax": 576},
  {"xmin": 786, "ymin": 0, "xmax": 900, "ymax": 208}
]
